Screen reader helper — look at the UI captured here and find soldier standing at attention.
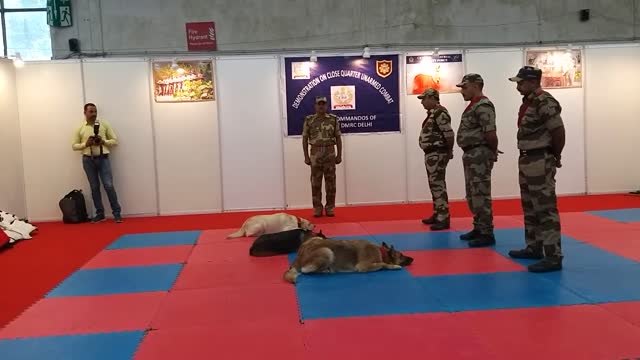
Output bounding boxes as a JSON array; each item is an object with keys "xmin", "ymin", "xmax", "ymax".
[
  {"xmin": 417, "ymin": 88, "xmax": 454, "ymax": 230},
  {"xmin": 455, "ymin": 74, "xmax": 499, "ymax": 247},
  {"xmin": 507, "ymin": 66, "xmax": 565, "ymax": 272},
  {"xmin": 302, "ymin": 96, "xmax": 342, "ymax": 217}
]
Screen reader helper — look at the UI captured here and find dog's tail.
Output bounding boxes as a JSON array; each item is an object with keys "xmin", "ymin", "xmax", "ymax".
[
  {"xmin": 226, "ymin": 227, "xmax": 245, "ymax": 239},
  {"xmin": 283, "ymin": 266, "xmax": 300, "ymax": 284}
]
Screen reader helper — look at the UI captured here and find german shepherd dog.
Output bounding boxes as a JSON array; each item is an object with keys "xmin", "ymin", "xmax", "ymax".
[
  {"xmin": 249, "ymin": 229, "xmax": 327, "ymax": 257},
  {"xmin": 283, "ymin": 237, "xmax": 413, "ymax": 284}
]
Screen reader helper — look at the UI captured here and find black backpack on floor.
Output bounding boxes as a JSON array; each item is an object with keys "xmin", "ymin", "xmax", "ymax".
[{"xmin": 59, "ymin": 189, "xmax": 90, "ymax": 224}]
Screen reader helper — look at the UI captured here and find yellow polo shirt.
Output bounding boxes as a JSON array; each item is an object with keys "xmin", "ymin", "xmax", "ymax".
[{"xmin": 72, "ymin": 120, "xmax": 118, "ymax": 156}]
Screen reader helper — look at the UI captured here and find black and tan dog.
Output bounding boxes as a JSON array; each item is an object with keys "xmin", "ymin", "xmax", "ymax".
[
  {"xmin": 249, "ymin": 228, "xmax": 327, "ymax": 257},
  {"xmin": 283, "ymin": 237, "xmax": 413, "ymax": 284}
]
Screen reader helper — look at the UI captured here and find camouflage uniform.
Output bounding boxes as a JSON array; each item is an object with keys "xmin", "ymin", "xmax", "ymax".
[
  {"xmin": 417, "ymin": 88, "xmax": 454, "ymax": 228},
  {"xmin": 507, "ymin": 66, "xmax": 565, "ymax": 272},
  {"xmin": 302, "ymin": 103, "xmax": 341, "ymax": 217},
  {"xmin": 455, "ymin": 74, "xmax": 497, "ymax": 246}
]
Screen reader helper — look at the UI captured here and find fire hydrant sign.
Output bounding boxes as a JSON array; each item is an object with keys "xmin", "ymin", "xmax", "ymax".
[{"xmin": 185, "ymin": 22, "xmax": 217, "ymax": 51}]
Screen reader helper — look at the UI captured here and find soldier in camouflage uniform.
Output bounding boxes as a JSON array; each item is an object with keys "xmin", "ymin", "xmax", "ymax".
[
  {"xmin": 455, "ymin": 74, "xmax": 500, "ymax": 247},
  {"xmin": 417, "ymin": 88, "xmax": 454, "ymax": 231},
  {"xmin": 302, "ymin": 96, "xmax": 342, "ymax": 217},
  {"xmin": 507, "ymin": 66, "xmax": 565, "ymax": 272}
]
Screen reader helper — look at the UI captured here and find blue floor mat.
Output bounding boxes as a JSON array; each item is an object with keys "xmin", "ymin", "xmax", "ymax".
[
  {"xmin": 0, "ymin": 331, "xmax": 145, "ymax": 360},
  {"xmin": 46, "ymin": 264, "xmax": 184, "ymax": 297},
  {"xmin": 106, "ymin": 230, "xmax": 201, "ymax": 249},
  {"xmin": 415, "ymin": 271, "xmax": 590, "ymax": 312},
  {"xmin": 295, "ymin": 270, "xmax": 446, "ymax": 320},
  {"xmin": 588, "ymin": 208, "xmax": 640, "ymax": 223},
  {"xmin": 539, "ymin": 264, "xmax": 640, "ymax": 303}
]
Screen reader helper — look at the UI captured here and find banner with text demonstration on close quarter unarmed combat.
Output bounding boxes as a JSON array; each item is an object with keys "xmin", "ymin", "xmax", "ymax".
[{"xmin": 284, "ymin": 55, "xmax": 400, "ymax": 136}]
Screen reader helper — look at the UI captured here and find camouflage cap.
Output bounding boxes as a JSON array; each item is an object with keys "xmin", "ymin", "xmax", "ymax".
[
  {"xmin": 508, "ymin": 66, "xmax": 542, "ymax": 82},
  {"xmin": 417, "ymin": 88, "xmax": 439, "ymax": 100},
  {"xmin": 315, "ymin": 96, "xmax": 327, "ymax": 104},
  {"xmin": 456, "ymin": 73, "xmax": 484, "ymax": 87}
]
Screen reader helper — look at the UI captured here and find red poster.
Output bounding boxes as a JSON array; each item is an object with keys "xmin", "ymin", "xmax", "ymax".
[{"xmin": 185, "ymin": 22, "xmax": 217, "ymax": 51}]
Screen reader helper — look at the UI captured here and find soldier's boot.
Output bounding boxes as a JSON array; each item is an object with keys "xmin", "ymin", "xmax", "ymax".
[
  {"xmin": 421, "ymin": 215, "xmax": 436, "ymax": 225},
  {"xmin": 324, "ymin": 206, "xmax": 334, "ymax": 217},
  {"xmin": 468, "ymin": 233, "xmax": 496, "ymax": 247},
  {"xmin": 459, "ymin": 229, "xmax": 479, "ymax": 241},
  {"xmin": 430, "ymin": 218, "xmax": 450, "ymax": 231},
  {"xmin": 508, "ymin": 245, "xmax": 544, "ymax": 259},
  {"xmin": 528, "ymin": 245, "xmax": 563, "ymax": 273},
  {"xmin": 313, "ymin": 208, "xmax": 323, "ymax": 217}
]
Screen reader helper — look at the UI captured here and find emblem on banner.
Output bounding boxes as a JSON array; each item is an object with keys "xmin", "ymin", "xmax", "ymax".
[
  {"xmin": 376, "ymin": 60, "xmax": 393, "ymax": 78},
  {"xmin": 330, "ymin": 86, "xmax": 356, "ymax": 110}
]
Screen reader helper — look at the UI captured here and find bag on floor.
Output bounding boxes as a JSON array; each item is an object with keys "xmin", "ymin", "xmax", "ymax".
[{"xmin": 59, "ymin": 189, "xmax": 89, "ymax": 224}]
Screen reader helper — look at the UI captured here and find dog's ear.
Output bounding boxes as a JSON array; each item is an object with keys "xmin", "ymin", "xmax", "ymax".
[{"xmin": 382, "ymin": 242, "xmax": 389, "ymax": 249}]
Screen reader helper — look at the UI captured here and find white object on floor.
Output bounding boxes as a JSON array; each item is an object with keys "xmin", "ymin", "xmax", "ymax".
[{"xmin": 0, "ymin": 210, "xmax": 38, "ymax": 241}]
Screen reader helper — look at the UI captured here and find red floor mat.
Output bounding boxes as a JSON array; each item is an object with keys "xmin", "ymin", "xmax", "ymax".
[
  {"xmin": 599, "ymin": 301, "xmax": 640, "ymax": 327},
  {"xmin": 453, "ymin": 304, "xmax": 640, "ymax": 360},
  {"xmin": 302, "ymin": 313, "xmax": 495, "ymax": 359},
  {"xmin": 150, "ymin": 284, "xmax": 299, "ymax": 330},
  {"xmin": 0, "ymin": 292, "xmax": 166, "ymax": 339},
  {"xmin": 172, "ymin": 256, "xmax": 289, "ymax": 290},
  {"xmin": 405, "ymin": 249, "xmax": 526, "ymax": 277},
  {"xmin": 135, "ymin": 321, "xmax": 306, "ymax": 360}
]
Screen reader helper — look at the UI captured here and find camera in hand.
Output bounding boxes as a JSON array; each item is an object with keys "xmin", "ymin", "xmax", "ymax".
[{"xmin": 91, "ymin": 120, "xmax": 103, "ymax": 156}]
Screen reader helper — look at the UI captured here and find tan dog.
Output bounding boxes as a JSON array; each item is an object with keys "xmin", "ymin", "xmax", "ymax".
[
  {"xmin": 226, "ymin": 212, "xmax": 314, "ymax": 239},
  {"xmin": 284, "ymin": 237, "xmax": 414, "ymax": 284}
]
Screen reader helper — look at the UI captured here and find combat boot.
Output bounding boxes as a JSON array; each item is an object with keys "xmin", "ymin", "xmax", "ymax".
[
  {"xmin": 468, "ymin": 233, "xmax": 495, "ymax": 247},
  {"xmin": 528, "ymin": 256, "xmax": 563, "ymax": 272},
  {"xmin": 508, "ymin": 245, "xmax": 544, "ymax": 259},
  {"xmin": 459, "ymin": 229, "xmax": 479, "ymax": 241},
  {"xmin": 421, "ymin": 215, "xmax": 436, "ymax": 225},
  {"xmin": 430, "ymin": 219, "xmax": 450, "ymax": 231}
]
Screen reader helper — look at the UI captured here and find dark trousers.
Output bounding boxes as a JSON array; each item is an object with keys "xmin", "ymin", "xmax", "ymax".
[{"xmin": 82, "ymin": 155, "xmax": 121, "ymax": 217}]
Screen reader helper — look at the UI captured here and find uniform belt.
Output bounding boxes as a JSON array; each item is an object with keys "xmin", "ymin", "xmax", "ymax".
[
  {"xmin": 311, "ymin": 144, "xmax": 334, "ymax": 148},
  {"xmin": 519, "ymin": 148, "xmax": 550, "ymax": 157},
  {"xmin": 461, "ymin": 144, "xmax": 488, "ymax": 152},
  {"xmin": 423, "ymin": 146, "xmax": 448, "ymax": 154}
]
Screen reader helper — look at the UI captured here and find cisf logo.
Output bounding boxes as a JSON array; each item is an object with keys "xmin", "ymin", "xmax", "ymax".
[{"xmin": 330, "ymin": 86, "xmax": 356, "ymax": 110}]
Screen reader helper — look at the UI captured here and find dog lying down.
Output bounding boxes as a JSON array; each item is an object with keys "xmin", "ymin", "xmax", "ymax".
[
  {"xmin": 249, "ymin": 228, "xmax": 327, "ymax": 257},
  {"xmin": 227, "ymin": 212, "xmax": 314, "ymax": 239},
  {"xmin": 284, "ymin": 237, "xmax": 414, "ymax": 284}
]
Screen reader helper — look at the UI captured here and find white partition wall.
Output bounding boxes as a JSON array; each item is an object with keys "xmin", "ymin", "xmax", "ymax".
[
  {"xmin": 152, "ymin": 58, "xmax": 222, "ymax": 215},
  {"xmin": 10, "ymin": 44, "xmax": 640, "ymax": 220},
  {"xmin": 16, "ymin": 61, "xmax": 88, "ymax": 221},
  {"xmin": 585, "ymin": 44, "xmax": 640, "ymax": 193},
  {"xmin": 82, "ymin": 59, "xmax": 158, "ymax": 216},
  {"xmin": 0, "ymin": 59, "xmax": 26, "ymax": 217}
]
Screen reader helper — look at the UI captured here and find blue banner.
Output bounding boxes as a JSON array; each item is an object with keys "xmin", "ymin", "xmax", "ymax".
[{"xmin": 284, "ymin": 55, "xmax": 400, "ymax": 136}]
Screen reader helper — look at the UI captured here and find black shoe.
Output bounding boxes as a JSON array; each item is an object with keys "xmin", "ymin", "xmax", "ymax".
[
  {"xmin": 421, "ymin": 215, "xmax": 436, "ymax": 225},
  {"xmin": 459, "ymin": 229, "xmax": 479, "ymax": 241},
  {"xmin": 468, "ymin": 234, "xmax": 496, "ymax": 247},
  {"xmin": 430, "ymin": 220, "xmax": 450, "ymax": 231},
  {"xmin": 508, "ymin": 246, "xmax": 544, "ymax": 259},
  {"xmin": 91, "ymin": 215, "xmax": 106, "ymax": 223},
  {"xmin": 528, "ymin": 256, "xmax": 563, "ymax": 272}
]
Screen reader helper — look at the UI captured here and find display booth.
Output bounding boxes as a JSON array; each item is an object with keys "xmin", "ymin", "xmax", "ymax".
[{"xmin": 0, "ymin": 43, "xmax": 638, "ymax": 222}]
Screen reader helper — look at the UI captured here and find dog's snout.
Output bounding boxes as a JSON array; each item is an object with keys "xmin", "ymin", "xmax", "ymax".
[{"xmin": 402, "ymin": 257, "xmax": 414, "ymax": 266}]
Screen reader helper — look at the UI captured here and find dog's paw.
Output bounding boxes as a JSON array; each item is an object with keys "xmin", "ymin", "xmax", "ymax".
[{"xmin": 388, "ymin": 264, "xmax": 402, "ymax": 270}]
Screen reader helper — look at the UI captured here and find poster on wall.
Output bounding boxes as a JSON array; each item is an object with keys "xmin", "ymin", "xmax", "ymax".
[
  {"xmin": 283, "ymin": 55, "xmax": 400, "ymax": 136},
  {"xmin": 405, "ymin": 53, "xmax": 464, "ymax": 95},
  {"xmin": 525, "ymin": 49, "xmax": 583, "ymax": 89},
  {"xmin": 152, "ymin": 60, "xmax": 215, "ymax": 103}
]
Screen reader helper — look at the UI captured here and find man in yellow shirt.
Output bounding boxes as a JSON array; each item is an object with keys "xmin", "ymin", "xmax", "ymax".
[{"xmin": 72, "ymin": 103, "xmax": 123, "ymax": 223}]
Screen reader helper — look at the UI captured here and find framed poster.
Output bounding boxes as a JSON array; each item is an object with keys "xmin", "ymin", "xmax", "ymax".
[
  {"xmin": 405, "ymin": 53, "xmax": 464, "ymax": 95},
  {"xmin": 152, "ymin": 60, "xmax": 215, "ymax": 103},
  {"xmin": 283, "ymin": 54, "xmax": 400, "ymax": 136},
  {"xmin": 525, "ymin": 49, "xmax": 583, "ymax": 89}
]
